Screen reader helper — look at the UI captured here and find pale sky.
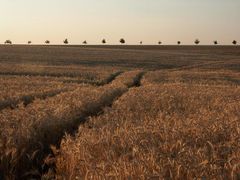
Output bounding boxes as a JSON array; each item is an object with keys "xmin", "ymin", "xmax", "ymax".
[{"xmin": 0, "ymin": 0, "xmax": 239, "ymax": 45}]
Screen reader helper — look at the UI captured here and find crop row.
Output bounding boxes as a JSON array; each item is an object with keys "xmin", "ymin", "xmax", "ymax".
[
  {"xmin": 54, "ymin": 83, "xmax": 240, "ymax": 179},
  {"xmin": 0, "ymin": 70, "xmax": 143, "ymax": 179}
]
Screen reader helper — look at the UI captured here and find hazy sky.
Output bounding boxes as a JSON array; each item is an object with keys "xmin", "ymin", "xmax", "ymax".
[{"xmin": 0, "ymin": 0, "xmax": 239, "ymax": 44}]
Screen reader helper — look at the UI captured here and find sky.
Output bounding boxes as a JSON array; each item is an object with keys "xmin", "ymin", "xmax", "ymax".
[{"xmin": 0, "ymin": 0, "xmax": 239, "ymax": 45}]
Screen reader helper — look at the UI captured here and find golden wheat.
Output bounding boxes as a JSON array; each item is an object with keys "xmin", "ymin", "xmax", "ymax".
[
  {"xmin": 0, "ymin": 71, "xmax": 142, "ymax": 178},
  {"xmin": 0, "ymin": 45, "xmax": 240, "ymax": 179},
  {"xmin": 0, "ymin": 63, "xmax": 122, "ymax": 85},
  {"xmin": 55, "ymin": 79, "xmax": 240, "ymax": 179},
  {"xmin": 142, "ymin": 70, "xmax": 240, "ymax": 86}
]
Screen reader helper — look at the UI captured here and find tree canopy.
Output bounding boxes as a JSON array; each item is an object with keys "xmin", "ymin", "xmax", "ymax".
[
  {"xmin": 4, "ymin": 40, "xmax": 12, "ymax": 44},
  {"xmin": 232, "ymin": 40, "xmax": 237, "ymax": 45},
  {"xmin": 102, "ymin": 39, "xmax": 106, "ymax": 44},
  {"xmin": 120, "ymin": 38, "xmax": 125, "ymax": 44},
  {"xmin": 195, "ymin": 39, "xmax": 200, "ymax": 45},
  {"xmin": 63, "ymin": 39, "xmax": 69, "ymax": 44}
]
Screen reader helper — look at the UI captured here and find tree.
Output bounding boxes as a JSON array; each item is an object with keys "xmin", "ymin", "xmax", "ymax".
[
  {"xmin": 63, "ymin": 39, "xmax": 69, "ymax": 44},
  {"xmin": 195, "ymin": 39, "xmax": 200, "ymax": 45},
  {"xmin": 45, "ymin": 40, "xmax": 50, "ymax": 44},
  {"xmin": 232, "ymin": 40, "xmax": 237, "ymax": 45},
  {"xmin": 177, "ymin": 41, "xmax": 181, "ymax": 45},
  {"xmin": 214, "ymin": 41, "xmax": 218, "ymax": 45},
  {"xmin": 120, "ymin": 38, "xmax": 125, "ymax": 44},
  {"xmin": 158, "ymin": 41, "xmax": 162, "ymax": 45},
  {"xmin": 83, "ymin": 40, "xmax": 87, "ymax": 45},
  {"xmin": 28, "ymin": 41, "xmax": 32, "ymax": 44},
  {"xmin": 4, "ymin": 40, "xmax": 12, "ymax": 44},
  {"xmin": 102, "ymin": 39, "xmax": 106, "ymax": 44}
]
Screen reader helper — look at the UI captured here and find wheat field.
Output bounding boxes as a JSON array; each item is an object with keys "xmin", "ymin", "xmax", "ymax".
[{"xmin": 0, "ymin": 45, "xmax": 239, "ymax": 179}]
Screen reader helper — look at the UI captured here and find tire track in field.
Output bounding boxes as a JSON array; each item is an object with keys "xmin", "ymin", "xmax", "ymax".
[
  {"xmin": 0, "ymin": 89, "xmax": 70, "ymax": 111},
  {"xmin": 0, "ymin": 71, "xmax": 123, "ymax": 112},
  {"xmin": 41, "ymin": 71, "xmax": 146, "ymax": 178},
  {"xmin": 0, "ymin": 71, "xmax": 145, "ymax": 179},
  {"xmin": 0, "ymin": 71, "xmax": 123, "ymax": 86},
  {"xmin": 71, "ymin": 71, "xmax": 145, "ymax": 126},
  {"xmin": 40, "ymin": 71, "xmax": 146, "ymax": 178},
  {"xmin": 60, "ymin": 71, "xmax": 123, "ymax": 86},
  {"xmin": 100, "ymin": 71, "xmax": 124, "ymax": 85}
]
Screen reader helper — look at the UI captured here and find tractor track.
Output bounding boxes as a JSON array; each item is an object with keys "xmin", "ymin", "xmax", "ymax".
[
  {"xmin": 0, "ymin": 71, "xmax": 145, "ymax": 179},
  {"xmin": 0, "ymin": 71, "xmax": 123, "ymax": 112},
  {"xmin": 0, "ymin": 71, "xmax": 123, "ymax": 86},
  {"xmin": 0, "ymin": 89, "xmax": 69, "ymax": 111},
  {"xmin": 41, "ymin": 71, "xmax": 145, "ymax": 179},
  {"xmin": 68, "ymin": 71, "xmax": 145, "ymax": 130}
]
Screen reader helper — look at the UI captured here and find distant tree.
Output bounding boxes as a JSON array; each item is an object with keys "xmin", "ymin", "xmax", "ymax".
[
  {"xmin": 232, "ymin": 40, "xmax": 237, "ymax": 45},
  {"xmin": 4, "ymin": 40, "xmax": 12, "ymax": 44},
  {"xmin": 158, "ymin": 41, "xmax": 162, "ymax": 45},
  {"xmin": 194, "ymin": 39, "xmax": 200, "ymax": 45},
  {"xmin": 140, "ymin": 41, "xmax": 143, "ymax": 45},
  {"xmin": 83, "ymin": 40, "xmax": 87, "ymax": 45},
  {"xmin": 177, "ymin": 41, "xmax": 181, "ymax": 45},
  {"xmin": 28, "ymin": 41, "xmax": 32, "ymax": 44},
  {"xmin": 63, "ymin": 39, "xmax": 69, "ymax": 44},
  {"xmin": 102, "ymin": 39, "xmax": 106, "ymax": 44},
  {"xmin": 45, "ymin": 40, "xmax": 50, "ymax": 44},
  {"xmin": 214, "ymin": 40, "xmax": 218, "ymax": 45},
  {"xmin": 120, "ymin": 38, "xmax": 125, "ymax": 44}
]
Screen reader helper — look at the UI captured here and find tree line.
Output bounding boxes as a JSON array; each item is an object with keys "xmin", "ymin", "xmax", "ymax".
[{"xmin": 3, "ymin": 39, "xmax": 238, "ymax": 45}]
